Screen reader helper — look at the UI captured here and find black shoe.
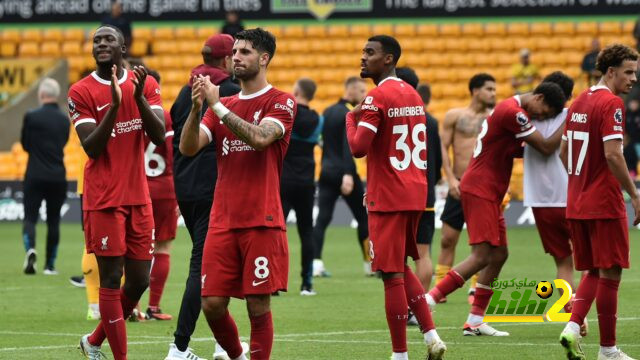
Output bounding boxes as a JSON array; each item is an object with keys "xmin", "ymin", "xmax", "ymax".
[
  {"xmin": 69, "ymin": 275, "xmax": 86, "ymax": 288},
  {"xmin": 23, "ymin": 249, "xmax": 36, "ymax": 275}
]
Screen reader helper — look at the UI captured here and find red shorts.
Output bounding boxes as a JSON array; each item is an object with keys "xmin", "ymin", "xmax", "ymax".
[
  {"xmin": 151, "ymin": 198, "xmax": 178, "ymax": 242},
  {"xmin": 532, "ymin": 207, "xmax": 572, "ymax": 259},
  {"xmin": 368, "ymin": 211, "xmax": 422, "ymax": 273},
  {"xmin": 568, "ymin": 218, "xmax": 629, "ymax": 271},
  {"xmin": 461, "ymin": 192, "xmax": 507, "ymax": 247},
  {"xmin": 83, "ymin": 204, "xmax": 155, "ymax": 260},
  {"xmin": 201, "ymin": 227, "xmax": 289, "ymax": 299}
]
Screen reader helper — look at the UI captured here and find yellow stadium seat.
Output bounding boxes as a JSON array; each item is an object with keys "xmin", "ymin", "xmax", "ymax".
[
  {"xmin": 575, "ymin": 22, "xmax": 598, "ymax": 36},
  {"xmin": 61, "ymin": 42, "xmax": 82, "ymax": 56},
  {"xmin": 288, "ymin": 41, "xmax": 311, "ymax": 53},
  {"xmin": 43, "ymin": 29, "xmax": 64, "ymax": 42},
  {"xmin": 565, "ymin": 52, "xmax": 584, "ymax": 66},
  {"xmin": 152, "ymin": 41, "xmax": 174, "ymax": 55},
  {"xmin": 507, "ymin": 23, "xmax": 529, "ymax": 36},
  {"xmin": 64, "ymin": 29, "xmax": 85, "ymax": 42},
  {"xmin": 540, "ymin": 52, "xmax": 566, "ymax": 67},
  {"xmin": 175, "ymin": 27, "xmax": 196, "ymax": 40},
  {"xmin": 284, "ymin": 25, "xmax": 305, "ymax": 38},
  {"xmin": 425, "ymin": 54, "xmax": 452, "ymax": 67},
  {"xmin": 184, "ymin": 55, "xmax": 201, "ymax": 69},
  {"xmin": 534, "ymin": 36, "xmax": 560, "ymax": 51},
  {"xmin": 331, "ymin": 39, "xmax": 354, "ymax": 53},
  {"xmin": 557, "ymin": 37, "xmax": 584, "ymax": 52},
  {"xmin": 160, "ymin": 56, "xmax": 181, "ymax": 69},
  {"xmin": 308, "ymin": 39, "xmax": 330, "ymax": 53},
  {"xmin": 444, "ymin": 39, "xmax": 469, "ymax": 52},
  {"xmin": 349, "ymin": 24, "xmax": 371, "ymax": 37},
  {"xmin": 133, "ymin": 28, "xmax": 152, "ymax": 42},
  {"xmin": 530, "ymin": 23, "xmax": 552, "ymax": 36},
  {"xmin": 291, "ymin": 55, "xmax": 314, "ymax": 67},
  {"xmin": 394, "ymin": 24, "xmax": 416, "ymax": 37},
  {"xmin": 263, "ymin": 26, "xmax": 282, "ymax": 38},
  {"xmin": 399, "ymin": 38, "xmax": 423, "ymax": 52},
  {"xmin": 305, "ymin": 25, "xmax": 327, "ymax": 38},
  {"xmin": 177, "ymin": 41, "xmax": 201, "ymax": 54},
  {"xmin": 196, "ymin": 27, "xmax": 217, "ymax": 41},
  {"xmin": 513, "ymin": 37, "xmax": 535, "ymax": 51},
  {"xmin": 164, "ymin": 70, "xmax": 187, "ymax": 85},
  {"xmin": 485, "ymin": 23, "xmax": 506, "ymax": 37},
  {"xmin": 450, "ymin": 54, "xmax": 474, "ymax": 67},
  {"xmin": 404, "ymin": 54, "xmax": 428, "ymax": 67},
  {"xmin": 440, "ymin": 84, "xmax": 467, "ymax": 98},
  {"xmin": 553, "ymin": 22, "xmax": 575, "ymax": 36},
  {"xmin": 21, "ymin": 29, "xmax": 42, "ymax": 42},
  {"xmin": 67, "ymin": 56, "xmax": 87, "ymax": 71},
  {"xmin": 372, "ymin": 24, "xmax": 393, "ymax": 36},
  {"xmin": 154, "ymin": 28, "xmax": 174, "ymax": 41},
  {"xmin": 599, "ymin": 22, "xmax": 622, "ymax": 35},
  {"xmin": 422, "ymin": 38, "xmax": 445, "ymax": 53},
  {"xmin": 488, "ymin": 37, "xmax": 515, "ymax": 52},
  {"xmin": 1, "ymin": 43, "xmax": 16, "ymax": 57},
  {"xmin": 622, "ymin": 21, "xmax": 635, "ymax": 34},
  {"xmin": 439, "ymin": 24, "xmax": 461, "ymax": 37},
  {"xmin": 19, "ymin": 42, "xmax": 40, "ymax": 57},
  {"xmin": 496, "ymin": 52, "xmax": 518, "ymax": 66},
  {"xmin": 415, "ymin": 68, "xmax": 434, "ymax": 84},
  {"xmin": 416, "ymin": 24, "xmax": 438, "ymax": 37},
  {"xmin": 492, "ymin": 68, "xmax": 511, "ymax": 82},
  {"xmin": 129, "ymin": 41, "xmax": 148, "ymax": 57},
  {"xmin": 497, "ymin": 82, "xmax": 513, "ymax": 98},
  {"xmin": 462, "ymin": 23, "xmax": 484, "ymax": 37},
  {"xmin": 143, "ymin": 56, "xmax": 161, "ymax": 70},
  {"xmin": 1, "ymin": 29, "xmax": 20, "ymax": 42},
  {"xmin": 327, "ymin": 25, "xmax": 349, "ymax": 38},
  {"xmin": 467, "ymin": 38, "xmax": 489, "ymax": 53},
  {"xmin": 69, "ymin": 70, "xmax": 81, "ymax": 83},
  {"xmin": 474, "ymin": 53, "xmax": 498, "ymax": 67}
]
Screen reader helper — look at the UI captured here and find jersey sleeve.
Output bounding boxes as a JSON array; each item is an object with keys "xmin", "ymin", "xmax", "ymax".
[
  {"xmin": 261, "ymin": 93, "xmax": 296, "ymax": 139},
  {"xmin": 68, "ymin": 85, "xmax": 96, "ymax": 128},
  {"xmin": 600, "ymin": 97, "xmax": 625, "ymax": 142},
  {"xmin": 358, "ymin": 90, "xmax": 384, "ymax": 134},
  {"xmin": 504, "ymin": 107, "xmax": 536, "ymax": 139},
  {"xmin": 200, "ymin": 108, "xmax": 217, "ymax": 143},
  {"xmin": 143, "ymin": 75, "xmax": 163, "ymax": 110}
]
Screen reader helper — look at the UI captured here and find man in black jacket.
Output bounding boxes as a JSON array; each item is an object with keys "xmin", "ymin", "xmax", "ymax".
[
  {"xmin": 21, "ymin": 77, "xmax": 70, "ymax": 275},
  {"xmin": 281, "ymin": 78, "xmax": 322, "ymax": 295},
  {"xmin": 312, "ymin": 76, "xmax": 370, "ymax": 277},
  {"xmin": 167, "ymin": 34, "xmax": 243, "ymax": 360}
]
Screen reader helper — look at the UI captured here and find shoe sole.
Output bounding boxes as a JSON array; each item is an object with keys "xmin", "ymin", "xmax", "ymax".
[
  {"xmin": 70, "ymin": 279, "xmax": 86, "ymax": 288},
  {"xmin": 560, "ymin": 335, "xmax": 586, "ymax": 360}
]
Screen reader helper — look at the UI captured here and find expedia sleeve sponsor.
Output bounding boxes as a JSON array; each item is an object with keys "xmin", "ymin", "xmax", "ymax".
[{"xmin": 387, "ymin": 105, "xmax": 425, "ymax": 118}]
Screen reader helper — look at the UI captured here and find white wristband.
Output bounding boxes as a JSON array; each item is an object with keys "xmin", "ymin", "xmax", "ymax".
[{"xmin": 211, "ymin": 101, "xmax": 230, "ymax": 119}]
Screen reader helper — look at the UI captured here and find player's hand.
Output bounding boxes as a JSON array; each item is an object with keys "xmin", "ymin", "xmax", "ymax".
[
  {"xmin": 191, "ymin": 77, "xmax": 204, "ymax": 111},
  {"xmin": 110, "ymin": 64, "xmax": 122, "ymax": 106},
  {"xmin": 175, "ymin": 205, "xmax": 181, "ymax": 218},
  {"xmin": 448, "ymin": 178, "xmax": 461, "ymax": 199},
  {"xmin": 351, "ymin": 104, "xmax": 363, "ymax": 122},
  {"xmin": 341, "ymin": 174, "xmax": 354, "ymax": 196},
  {"xmin": 631, "ymin": 193, "xmax": 640, "ymax": 226},
  {"xmin": 131, "ymin": 65, "xmax": 148, "ymax": 100},
  {"xmin": 362, "ymin": 193, "xmax": 367, "ymax": 208},
  {"xmin": 200, "ymin": 75, "xmax": 220, "ymax": 106}
]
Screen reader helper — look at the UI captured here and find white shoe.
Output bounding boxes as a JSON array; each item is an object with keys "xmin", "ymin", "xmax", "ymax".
[
  {"xmin": 43, "ymin": 268, "xmax": 58, "ymax": 275},
  {"xmin": 165, "ymin": 343, "xmax": 207, "ymax": 360},
  {"xmin": 79, "ymin": 334, "xmax": 104, "ymax": 359},
  {"xmin": 87, "ymin": 304, "xmax": 100, "ymax": 320},
  {"xmin": 598, "ymin": 349, "xmax": 636, "ymax": 360},
  {"xmin": 213, "ymin": 341, "xmax": 249, "ymax": 360},
  {"xmin": 23, "ymin": 248, "xmax": 36, "ymax": 274},
  {"xmin": 463, "ymin": 323, "xmax": 509, "ymax": 336},
  {"xmin": 300, "ymin": 289, "xmax": 317, "ymax": 296},
  {"xmin": 426, "ymin": 338, "xmax": 447, "ymax": 360}
]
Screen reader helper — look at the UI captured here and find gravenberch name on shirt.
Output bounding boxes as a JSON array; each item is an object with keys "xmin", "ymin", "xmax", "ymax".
[{"xmin": 387, "ymin": 106, "xmax": 425, "ymax": 118}]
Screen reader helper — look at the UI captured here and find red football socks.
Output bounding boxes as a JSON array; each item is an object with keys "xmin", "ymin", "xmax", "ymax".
[
  {"xmin": 384, "ymin": 277, "xmax": 408, "ymax": 353},
  {"xmin": 569, "ymin": 272, "xmax": 599, "ymax": 325},
  {"xmin": 470, "ymin": 286, "xmax": 493, "ymax": 317},
  {"xmin": 149, "ymin": 253, "xmax": 170, "ymax": 308},
  {"xmin": 207, "ymin": 310, "xmax": 243, "ymax": 359},
  {"xmin": 92, "ymin": 288, "xmax": 127, "ymax": 360},
  {"xmin": 428, "ymin": 270, "xmax": 465, "ymax": 303},
  {"xmin": 403, "ymin": 266, "xmax": 435, "ymax": 333},
  {"xmin": 596, "ymin": 278, "xmax": 620, "ymax": 347},
  {"xmin": 249, "ymin": 312, "xmax": 274, "ymax": 360},
  {"xmin": 89, "ymin": 289, "xmax": 138, "ymax": 347}
]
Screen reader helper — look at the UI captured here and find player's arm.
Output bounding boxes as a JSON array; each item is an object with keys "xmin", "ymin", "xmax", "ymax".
[
  {"xmin": 604, "ymin": 139, "xmax": 640, "ymax": 225},
  {"xmin": 132, "ymin": 66, "xmax": 165, "ymax": 146},
  {"xmin": 20, "ymin": 113, "xmax": 30, "ymax": 152},
  {"xmin": 345, "ymin": 105, "xmax": 377, "ymax": 158},
  {"xmin": 440, "ymin": 110, "xmax": 460, "ymax": 197},
  {"xmin": 76, "ymin": 65, "xmax": 121, "ymax": 159},
  {"xmin": 559, "ymin": 138, "xmax": 568, "ymax": 170},
  {"xmin": 179, "ymin": 78, "xmax": 211, "ymax": 156},
  {"xmin": 522, "ymin": 122, "xmax": 564, "ymax": 156}
]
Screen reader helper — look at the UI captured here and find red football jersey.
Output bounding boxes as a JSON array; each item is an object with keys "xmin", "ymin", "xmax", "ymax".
[
  {"xmin": 145, "ymin": 110, "xmax": 176, "ymax": 200},
  {"xmin": 460, "ymin": 96, "xmax": 536, "ymax": 202},
  {"xmin": 68, "ymin": 70, "xmax": 163, "ymax": 210},
  {"xmin": 357, "ymin": 77, "xmax": 427, "ymax": 212},
  {"xmin": 201, "ymin": 85, "xmax": 296, "ymax": 230},
  {"xmin": 564, "ymin": 86, "xmax": 626, "ymax": 219}
]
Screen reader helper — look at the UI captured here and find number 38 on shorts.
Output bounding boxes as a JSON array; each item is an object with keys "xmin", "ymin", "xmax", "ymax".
[{"xmin": 390, "ymin": 123, "xmax": 427, "ymax": 171}]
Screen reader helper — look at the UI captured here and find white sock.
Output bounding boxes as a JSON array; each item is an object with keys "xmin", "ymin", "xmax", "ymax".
[
  {"xmin": 424, "ymin": 329, "xmax": 441, "ymax": 344},
  {"xmin": 391, "ymin": 352, "xmax": 409, "ymax": 360},
  {"xmin": 600, "ymin": 346, "xmax": 618, "ymax": 356},
  {"xmin": 466, "ymin": 313, "xmax": 484, "ymax": 326},
  {"xmin": 563, "ymin": 321, "xmax": 580, "ymax": 335},
  {"xmin": 426, "ymin": 294, "xmax": 436, "ymax": 307}
]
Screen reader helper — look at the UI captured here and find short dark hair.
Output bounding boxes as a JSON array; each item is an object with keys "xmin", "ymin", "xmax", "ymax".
[
  {"xmin": 296, "ymin": 78, "xmax": 317, "ymax": 101},
  {"xmin": 345, "ymin": 76, "xmax": 365, "ymax": 87},
  {"xmin": 468, "ymin": 73, "xmax": 495, "ymax": 94},
  {"xmin": 542, "ymin": 71, "xmax": 574, "ymax": 100},
  {"xmin": 234, "ymin": 28, "xmax": 276, "ymax": 64},
  {"xmin": 533, "ymin": 82, "xmax": 567, "ymax": 116},
  {"xmin": 596, "ymin": 44, "xmax": 639, "ymax": 74},
  {"xmin": 417, "ymin": 84, "xmax": 431, "ymax": 105},
  {"xmin": 395, "ymin": 67, "xmax": 419, "ymax": 89},
  {"xmin": 96, "ymin": 24, "xmax": 125, "ymax": 45},
  {"xmin": 368, "ymin": 35, "xmax": 401, "ymax": 65}
]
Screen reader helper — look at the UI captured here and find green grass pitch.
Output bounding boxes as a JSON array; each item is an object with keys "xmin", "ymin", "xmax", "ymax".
[{"xmin": 0, "ymin": 223, "xmax": 638, "ymax": 359}]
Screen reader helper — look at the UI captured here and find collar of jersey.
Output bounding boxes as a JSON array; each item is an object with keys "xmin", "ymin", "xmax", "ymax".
[
  {"xmin": 378, "ymin": 76, "xmax": 402, "ymax": 86},
  {"xmin": 239, "ymin": 84, "xmax": 272, "ymax": 100},
  {"xmin": 589, "ymin": 85, "xmax": 612, "ymax": 93},
  {"xmin": 513, "ymin": 94, "xmax": 522, "ymax": 106},
  {"xmin": 91, "ymin": 70, "xmax": 128, "ymax": 86}
]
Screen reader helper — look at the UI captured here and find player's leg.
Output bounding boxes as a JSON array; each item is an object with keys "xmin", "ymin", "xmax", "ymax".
[
  {"xmin": 292, "ymin": 183, "xmax": 316, "ymax": 294},
  {"xmin": 43, "ymin": 180, "xmax": 67, "ymax": 273},
  {"xmin": 82, "ymin": 250, "xmax": 101, "ymax": 320},
  {"xmin": 202, "ymin": 295, "xmax": 246, "ymax": 359},
  {"xmin": 436, "ymin": 194, "xmax": 465, "ymax": 300},
  {"xmin": 21, "ymin": 178, "xmax": 42, "ymax": 274},
  {"xmin": 311, "ymin": 176, "xmax": 340, "ymax": 276},
  {"xmin": 148, "ymin": 199, "xmax": 178, "ymax": 320},
  {"xmin": 246, "ymin": 295, "xmax": 273, "ymax": 360},
  {"xmin": 344, "ymin": 174, "xmax": 372, "ymax": 275}
]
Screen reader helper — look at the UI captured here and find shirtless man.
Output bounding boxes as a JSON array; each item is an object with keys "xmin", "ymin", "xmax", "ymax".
[{"xmin": 435, "ymin": 73, "xmax": 496, "ymax": 303}]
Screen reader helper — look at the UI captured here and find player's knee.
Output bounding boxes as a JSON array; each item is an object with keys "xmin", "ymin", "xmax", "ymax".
[
  {"xmin": 202, "ymin": 296, "xmax": 228, "ymax": 319},
  {"xmin": 440, "ymin": 234, "xmax": 457, "ymax": 249},
  {"xmin": 599, "ymin": 266, "xmax": 622, "ymax": 280},
  {"xmin": 246, "ymin": 295, "xmax": 270, "ymax": 317},
  {"xmin": 491, "ymin": 247, "xmax": 509, "ymax": 266},
  {"xmin": 100, "ymin": 270, "xmax": 124, "ymax": 289}
]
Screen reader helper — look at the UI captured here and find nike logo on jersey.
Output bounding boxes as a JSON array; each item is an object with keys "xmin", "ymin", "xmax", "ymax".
[
  {"xmin": 97, "ymin": 103, "xmax": 110, "ymax": 111},
  {"xmin": 252, "ymin": 279, "xmax": 268, "ymax": 287},
  {"xmin": 109, "ymin": 318, "xmax": 123, "ymax": 324}
]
